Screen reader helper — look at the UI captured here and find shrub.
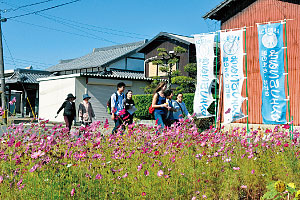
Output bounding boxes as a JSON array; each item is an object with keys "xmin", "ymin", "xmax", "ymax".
[{"xmin": 132, "ymin": 94, "xmax": 153, "ymax": 120}]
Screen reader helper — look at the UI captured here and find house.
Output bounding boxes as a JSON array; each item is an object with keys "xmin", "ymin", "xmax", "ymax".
[
  {"xmin": 39, "ymin": 41, "xmax": 152, "ymax": 123},
  {"xmin": 203, "ymin": 0, "xmax": 300, "ymax": 124},
  {"xmin": 5, "ymin": 68, "xmax": 51, "ymax": 117},
  {"xmin": 138, "ymin": 32, "xmax": 196, "ymax": 78}
]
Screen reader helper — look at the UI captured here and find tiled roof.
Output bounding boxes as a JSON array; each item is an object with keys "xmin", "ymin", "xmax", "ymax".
[
  {"xmin": 81, "ymin": 69, "xmax": 153, "ymax": 81},
  {"xmin": 138, "ymin": 32, "xmax": 194, "ymax": 53},
  {"xmin": 6, "ymin": 69, "xmax": 51, "ymax": 84},
  {"xmin": 47, "ymin": 41, "xmax": 146, "ymax": 72}
]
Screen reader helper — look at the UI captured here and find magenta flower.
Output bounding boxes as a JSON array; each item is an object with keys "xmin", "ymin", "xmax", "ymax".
[
  {"xmin": 225, "ymin": 108, "xmax": 231, "ymax": 114},
  {"xmin": 29, "ymin": 164, "xmax": 39, "ymax": 172},
  {"xmin": 0, "ymin": 176, "xmax": 3, "ymax": 184},
  {"xmin": 95, "ymin": 174, "xmax": 103, "ymax": 179},
  {"xmin": 142, "ymin": 192, "xmax": 146, "ymax": 196},
  {"xmin": 144, "ymin": 170, "xmax": 149, "ymax": 176},
  {"xmin": 157, "ymin": 170, "xmax": 164, "ymax": 177},
  {"xmin": 9, "ymin": 97, "xmax": 16, "ymax": 105},
  {"xmin": 251, "ymin": 169, "xmax": 255, "ymax": 174},
  {"xmin": 31, "ymin": 150, "xmax": 45, "ymax": 159},
  {"xmin": 241, "ymin": 185, "xmax": 247, "ymax": 189},
  {"xmin": 233, "ymin": 167, "xmax": 240, "ymax": 170},
  {"xmin": 283, "ymin": 124, "xmax": 290, "ymax": 129},
  {"xmin": 284, "ymin": 143, "xmax": 289, "ymax": 147},
  {"xmin": 71, "ymin": 188, "xmax": 75, "ymax": 196},
  {"xmin": 122, "ymin": 173, "xmax": 128, "ymax": 178},
  {"xmin": 119, "ymin": 109, "xmax": 126, "ymax": 116}
]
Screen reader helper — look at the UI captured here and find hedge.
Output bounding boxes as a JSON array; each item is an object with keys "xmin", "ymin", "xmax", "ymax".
[{"xmin": 132, "ymin": 93, "xmax": 217, "ymax": 120}]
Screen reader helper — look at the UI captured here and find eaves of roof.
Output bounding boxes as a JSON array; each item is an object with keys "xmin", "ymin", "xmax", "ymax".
[
  {"xmin": 81, "ymin": 71, "xmax": 153, "ymax": 81},
  {"xmin": 138, "ymin": 32, "xmax": 194, "ymax": 53}
]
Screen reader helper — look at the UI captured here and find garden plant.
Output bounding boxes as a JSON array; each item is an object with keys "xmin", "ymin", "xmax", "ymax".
[{"xmin": 0, "ymin": 117, "xmax": 300, "ymax": 199}]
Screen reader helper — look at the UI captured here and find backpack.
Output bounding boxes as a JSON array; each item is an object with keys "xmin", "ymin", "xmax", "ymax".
[{"xmin": 107, "ymin": 92, "xmax": 118, "ymax": 114}]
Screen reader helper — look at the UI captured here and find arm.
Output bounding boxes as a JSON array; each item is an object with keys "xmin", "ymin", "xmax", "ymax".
[
  {"xmin": 182, "ymin": 102, "xmax": 190, "ymax": 116},
  {"xmin": 78, "ymin": 104, "xmax": 83, "ymax": 118},
  {"xmin": 111, "ymin": 93, "xmax": 117, "ymax": 120},
  {"xmin": 152, "ymin": 93, "xmax": 167, "ymax": 109},
  {"xmin": 57, "ymin": 101, "xmax": 66, "ymax": 114},
  {"xmin": 90, "ymin": 103, "xmax": 95, "ymax": 118}
]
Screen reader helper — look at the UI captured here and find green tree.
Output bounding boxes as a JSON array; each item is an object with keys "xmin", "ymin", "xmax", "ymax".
[
  {"xmin": 143, "ymin": 76, "xmax": 160, "ymax": 94},
  {"xmin": 152, "ymin": 46, "xmax": 187, "ymax": 88}
]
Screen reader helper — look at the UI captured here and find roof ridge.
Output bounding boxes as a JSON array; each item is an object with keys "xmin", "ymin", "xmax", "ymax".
[{"xmin": 93, "ymin": 40, "xmax": 146, "ymax": 53}]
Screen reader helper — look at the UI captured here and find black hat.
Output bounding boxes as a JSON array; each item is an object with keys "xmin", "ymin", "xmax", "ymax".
[{"xmin": 66, "ymin": 93, "xmax": 76, "ymax": 100}]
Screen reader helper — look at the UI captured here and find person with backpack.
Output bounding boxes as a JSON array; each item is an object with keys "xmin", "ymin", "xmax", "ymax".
[
  {"xmin": 56, "ymin": 93, "xmax": 76, "ymax": 131},
  {"xmin": 123, "ymin": 90, "xmax": 136, "ymax": 125},
  {"xmin": 78, "ymin": 94, "xmax": 95, "ymax": 127},
  {"xmin": 110, "ymin": 82, "xmax": 126, "ymax": 134},
  {"xmin": 173, "ymin": 93, "xmax": 190, "ymax": 121},
  {"xmin": 151, "ymin": 82, "xmax": 169, "ymax": 129}
]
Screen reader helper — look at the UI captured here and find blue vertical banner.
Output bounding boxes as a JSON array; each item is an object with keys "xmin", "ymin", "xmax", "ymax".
[{"xmin": 258, "ymin": 23, "xmax": 287, "ymax": 124}]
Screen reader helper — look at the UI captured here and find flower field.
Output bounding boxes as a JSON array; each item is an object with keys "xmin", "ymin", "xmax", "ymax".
[{"xmin": 0, "ymin": 119, "xmax": 300, "ymax": 199}]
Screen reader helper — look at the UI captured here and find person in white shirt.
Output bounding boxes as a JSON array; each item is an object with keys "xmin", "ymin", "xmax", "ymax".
[{"xmin": 172, "ymin": 93, "xmax": 190, "ymax": 121}]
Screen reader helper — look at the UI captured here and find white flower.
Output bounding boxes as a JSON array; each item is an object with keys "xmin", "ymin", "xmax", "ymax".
[{"xmin": 67, "ymin": 164, "xmax": 72, "ymax": 168}]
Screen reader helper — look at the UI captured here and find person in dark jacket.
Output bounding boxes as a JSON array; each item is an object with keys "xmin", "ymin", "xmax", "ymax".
[
  {"xmin": 124, "ymin": 90, "xmax": 136, "ymax": 125},
  {"xmin": 57, "ymin": 93, "xmax": 76, "ymax": 131}
]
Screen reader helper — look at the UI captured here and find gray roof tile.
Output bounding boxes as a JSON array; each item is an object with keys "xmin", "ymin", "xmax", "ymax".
[
  {"xmin": 6, "ymin": 69, "xmax": 51, "ymax": 84},
  {"xmin": 47, "ymin": 41, "xmax": 146, "ymax": 72}
]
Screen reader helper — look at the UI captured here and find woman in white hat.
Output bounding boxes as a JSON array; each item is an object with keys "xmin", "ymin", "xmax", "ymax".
[{"xmin": 78, "ymin": 94, "xmax": 95, "ymax": 127}]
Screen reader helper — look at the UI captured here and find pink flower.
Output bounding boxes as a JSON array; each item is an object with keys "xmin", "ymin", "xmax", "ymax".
[
  {"xmin": 251, "ymin": 169, "xmax": 255, "ymax": 174},
  {"xmin": 192, "ymin": 197, "xmax": 197, "ymax": 200},
  {"xmin": 225, "ymin": 108, "xmax": 231, "ymax": 114},
  {"xmin": 283, "ymin": 124, "xmax": 290, "ymax": 129},
  {"xmin": 9, "ymin": 97, "xmax": 16, "ymax": 105},
  {"xmin": 154, "ymin": 151, "xmax": 159, "ymax": 155},
  {"xmin": 31, "ymin": 150, "xmax": 45, "ymax": 159},
  {"xmin": 137, "ymin": 164, "xmax": 142, "ymax": 171},
  {"xmin": 202, "ymin": 195, "xmax": 207, "ymax": 198},
  {"xmin": 144, "ymin": 170, "xmax": 149, "ymax": 176},
  {"xmin": 142, "ymin": 192, "xmax": 146, "ymax": 196},
  {"xmin": 95, "ymin": 174, "xmax": 103, "ymax": 179},
  {"xmin": 29, "ymin": 164, "xmax": 39, "ymax": 172},
  {"xmin": 119, "ymin": 109, "xmax": 126, "ymax": 116},
  {"xmin": 71, "ymin": 188, "xmax": 75, "ymax": 197},
  {"xmin": 0, "ymin": 176, "xmax": 3, "ymax": 184},
  {"xmin": 122, "ymin": 173, "xmax": 128, "ymax": 178},
  {"xmin": 284, "ymin": 143, "xmax": 289, "ymax": 147},
  {"xmin": 233, "ymin": 167, "xmax": 240, "ymax": 170},
  {"xmin": 241, "ymin": 185, "xmax": 247, "ymax": 189},
  {"xmin": 15, "ymin": 141, "xmax": 21, "ymax": 148},
  {"xmin": 104, "ymin": 119, "xmax": 109, "ymax": 129},
  {"xmin": 157, "ymin": 170, "xmax": 164, "ymax": 177},
  {"xmin": 17, "ymin": 178, "xmax": 23, "ymax": 187}
]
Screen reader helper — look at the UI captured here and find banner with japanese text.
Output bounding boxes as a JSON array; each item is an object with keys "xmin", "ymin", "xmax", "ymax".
[
  {"xmin": 258, "ymin": 23, "xmax": 287, "ymax": 124},
  {"xmin": 193, "ymin": 34, "xmax": 215, "ymax": 118},
  {"xmin": 220, "ymin": 29, "xmax": 245, "ymax": 124}
]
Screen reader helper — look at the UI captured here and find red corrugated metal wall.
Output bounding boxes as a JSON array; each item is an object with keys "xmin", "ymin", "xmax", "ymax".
[{"xmin": 220, "ymin": 0, "xmax": 300, "ymax": 124}]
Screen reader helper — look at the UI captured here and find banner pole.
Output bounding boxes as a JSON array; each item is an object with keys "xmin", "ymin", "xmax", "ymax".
[
  {"xmin": 215, "ymin": 33, "xmax": 219, "ymax": 129},
  {"xmin": 284, "ymin": 19, "xmax": 292, "ymax": 138},
  {"xmin": 244, "ymin": 28, "xmax": 250, "ymax": 134}
]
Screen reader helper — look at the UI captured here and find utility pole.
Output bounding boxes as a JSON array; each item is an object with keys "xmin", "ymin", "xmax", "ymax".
[{"xmin": 0, "ymin": 13, "xmax": 7, "ymax": 124}]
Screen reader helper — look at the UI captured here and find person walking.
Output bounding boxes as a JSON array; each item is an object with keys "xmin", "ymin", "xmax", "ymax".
[
  {"xmin": 57, "ymin": 93, "xmax": 76, "ymax": 131},
  {"xmin": 151, "ymin": 82, "xmax": 169, "ymax": 129},
  {"xmin": 173, "ymin": 93, "xmax": 190, "ymax": 121},
  {"xmin": 164, "ymin": 90, "xmax": 178, "ymax": 126},
  {"xmin": 78, "ymin": 94, "xmax": 95, "ymax": 127},
  {"xmin": 124, "ymin": 90, "xmax": 136, "ymax": 125},
  {"xmin": 111, "ymin": 82, "xmax": 126, "ymax": 133}
]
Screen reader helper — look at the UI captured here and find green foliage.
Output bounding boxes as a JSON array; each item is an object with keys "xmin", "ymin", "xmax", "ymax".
[
  {"xmin": 171, "ymin": 76, "xmax": 195, "ymax": 93},
  {"xmin": 142, "ymin": 76, "xmax": 161, "ymax": 94},
  {"xmin": 184, "ymin": 63, "xmax": 197, "ymax": 79},
  {"xmin": 132, "ymin": 94, "xmax": 153, "ymax": 119},
  {"xmin": 262, "ymin": 181, "xmax": 298, "ymax": 200},
  {"xmin": 173, "ymin": 46, "xmax": 187, "ymax": 54}
]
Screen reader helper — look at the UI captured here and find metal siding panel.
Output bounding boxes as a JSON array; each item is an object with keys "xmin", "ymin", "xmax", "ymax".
[{"xmin": 220, "ymin": 0, "xmax": 300, "ymax": 124}]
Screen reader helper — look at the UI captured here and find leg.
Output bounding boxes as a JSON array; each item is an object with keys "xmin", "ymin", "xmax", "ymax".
[
  {"xmin": 154, "ymin": 112, "xmax": 165, "ymax": 129},
  {"xmin": 112, "ymin": 115, "xmax": 122, "ymax": 134},
  {"xmin": 64, "ymin": 116, "xmax": 70, "ymax": 130},
  {"xmin": 67, "ymin": 116, "xmax": 73, "ymax": 131}
]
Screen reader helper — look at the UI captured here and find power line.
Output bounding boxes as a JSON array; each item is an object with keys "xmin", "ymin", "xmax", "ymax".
[
  {"xmin": 5, "ymin": 0, "xmax": 81, "ymax": 20},
  {"xmin": 1, "ymin": 1, "xmax": 151, "ymax": 38},
  {"xmin": 4, "ymin": 56, "xmax": 53, "ymax": 66},
  {"xmin": 2, "ymin": 0, "xmax": 56, "ymax": 13},
  {"xmin": 11, "ymin": 19, "xmax": 120, "ymax": 43},
  {"xmin": 37, "ymin": 13, "xmax": 145, "ymax": 40},
  {"xmin": 2, "ymin": 33, "xmax": 17, "ymax": 68}
]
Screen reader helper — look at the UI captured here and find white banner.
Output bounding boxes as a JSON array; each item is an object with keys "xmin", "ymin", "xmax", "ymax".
[
  {"xmin": 220, "ymin": 30, "xmax": 245, "ymax": 124},
  {"xmin": 193, "ymin": 34, "xmax": 216, "ymax": 118}
]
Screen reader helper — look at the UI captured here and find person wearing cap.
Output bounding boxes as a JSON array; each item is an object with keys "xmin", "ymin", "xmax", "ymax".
[
  {"xmin": 78, "ymin": 94, "xmax": 95, "ymax": 127},
  {"xmin": 57, "ymin": 93, "xmax": 76, "ymax": 131}
]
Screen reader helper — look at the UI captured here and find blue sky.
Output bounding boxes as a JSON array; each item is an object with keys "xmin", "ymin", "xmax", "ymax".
[{"xmin": 0, "ymin": 0, "xmax": 222, "ymax": 70}]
